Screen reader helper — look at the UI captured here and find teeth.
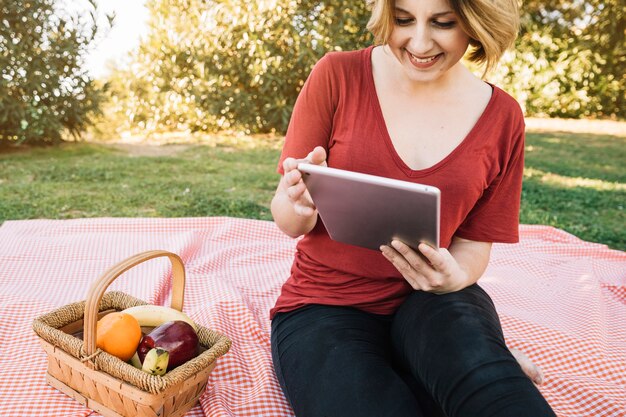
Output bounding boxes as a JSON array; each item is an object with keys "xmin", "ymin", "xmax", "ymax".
[{"xmin": 408, "ymin": 51, "xmax": 437, "ymax": 63}]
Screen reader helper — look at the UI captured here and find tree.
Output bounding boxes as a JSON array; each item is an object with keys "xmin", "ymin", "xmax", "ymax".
[
  {"xmin": 104, "ymin": 0, "xmax": 372, "ymax": 135},
  {"xmin": 0, "ymin": 0, "xmax": 111, "ymax": 145},
  {"xmin": 105, "ymin": 0, "xmax": 624, "ymax": 137},
  {"xmin": 489, "ymin": 0, "xmax": 625, "ymax": 119}
]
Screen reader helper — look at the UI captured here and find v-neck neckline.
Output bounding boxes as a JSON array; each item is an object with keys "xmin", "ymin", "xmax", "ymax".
[{"xmin": 364, "ymin": 45, "xmax": 498, "ymax": 178}]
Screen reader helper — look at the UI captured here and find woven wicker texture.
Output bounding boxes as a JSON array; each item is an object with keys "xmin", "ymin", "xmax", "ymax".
[
  {"xmin": 33, "ymin": 291, "xmax": 230, "ymax": 395},
  {"xmin": 31, "ymin": 250, "xmax": 231, "ymax": 417}
]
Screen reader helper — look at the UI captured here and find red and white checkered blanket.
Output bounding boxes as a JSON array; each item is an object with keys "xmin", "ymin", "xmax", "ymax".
[{"xmin": 0, "ymin": 217, "xmax": 623, "ymax": 417}]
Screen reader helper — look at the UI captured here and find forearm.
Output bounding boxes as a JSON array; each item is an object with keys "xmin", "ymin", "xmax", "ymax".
[{"xmin": 448, "ymin": 237, "xmax": 492, "ymax": 286}]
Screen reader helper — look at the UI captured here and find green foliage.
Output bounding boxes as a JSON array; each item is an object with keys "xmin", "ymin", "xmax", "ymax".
[
  {"xmin": 489, "ymin": 0, "xmax": 625, "ymax": 119},
  {"xmin": 101, "ymin": 0, "xmax": 623, "ymax": 136},
  {"xmin": 102, "ymin": 0, "xmax": 372, "ymax": 135},
  {"xmin": 0, "ymin": 0, "xmax": 111, "ymax": 145}
]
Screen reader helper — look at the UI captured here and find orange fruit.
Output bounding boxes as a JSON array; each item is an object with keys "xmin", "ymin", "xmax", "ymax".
[{"xmin": 96, "ymin": 312, "xmax": 142, "ymax": 361}]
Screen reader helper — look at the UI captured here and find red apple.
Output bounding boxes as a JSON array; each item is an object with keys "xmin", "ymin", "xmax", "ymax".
[{"xmin": 137, "ymin": 320, "xmax": 199, "ymax": 370}]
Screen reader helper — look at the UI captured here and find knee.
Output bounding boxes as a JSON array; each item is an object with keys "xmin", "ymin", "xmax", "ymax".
[
  {"xmin": 393, "ymin": 285, "xmax": 502, "ymax": 342},
  {"xmin": 391, "ymin": 286, "xmax": 508, "ymax": 374}
]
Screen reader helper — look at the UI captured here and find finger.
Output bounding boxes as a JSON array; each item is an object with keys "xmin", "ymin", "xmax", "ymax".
[
  {"xmin": 418, "ymin": 243, "xmax": 446, "ymax": 271},
  {"xmin": 294, "ymin": 203, "xmax": 316, "ymax": 217},
  {"xmin": 380, "ymin": 245, "xmax": 413, "ymax": 275},
  {"xmin": 306, "ymin": 146, "xmax": 327, "ymax": 166},
  {"xmin": 391, "ymin": 241, "xmax": 452, "ymax": 291},
  {"xmin": 282, "ymin": 157, "xmax": 300, "ymax": 173},
  {"xmin": 284, "ymin": 169, "xmax": 303, "ymax": 187},
  {"xmin": 390, "ymin": 240, "xmax": 431, "ymax": 272},
  {"xmin": 286, "ymin": 180, "xmax": 307, "ymax": 200},
  {"xmin": 380, "ymin": 245, "xmax": 427, "ymax": 290}
]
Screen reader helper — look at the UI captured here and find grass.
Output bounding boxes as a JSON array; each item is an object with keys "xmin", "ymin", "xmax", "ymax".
[
  {"xmin": 0, "ymin": 137, "xmax": 280, "ymax": 222},
  {"xmin": 521, "ymin": 131, "xmax": 625, "ymax": 250},
  {"xmin": 0, "ymin": 130, "xmax": 624, "ymax": 250}
]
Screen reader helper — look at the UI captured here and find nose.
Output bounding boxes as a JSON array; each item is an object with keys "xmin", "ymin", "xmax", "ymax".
[{"xmin": 408, "ymin": 24, "xmax": 434, "ymax": 55}]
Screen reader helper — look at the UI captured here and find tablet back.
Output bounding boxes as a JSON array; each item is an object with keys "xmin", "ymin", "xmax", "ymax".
[{"xmin": 298, "ymin": 163, "xmax": 440, "ymax": 250}]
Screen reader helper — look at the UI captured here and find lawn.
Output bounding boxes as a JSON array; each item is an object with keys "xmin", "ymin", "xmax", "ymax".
[{"xmin": 1, "ymin": 130, "xmax": 624, "ymax": 250}]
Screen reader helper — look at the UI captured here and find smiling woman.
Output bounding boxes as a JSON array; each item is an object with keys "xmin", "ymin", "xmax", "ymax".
[{"xmin": 268, "ymin": 0, "xmax": 558, "ymax": 414}]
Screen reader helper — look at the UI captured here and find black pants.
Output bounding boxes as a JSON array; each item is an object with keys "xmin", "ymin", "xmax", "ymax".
[{"xmin": 271, "ymin": 284, "xmax": 556, "ymax": 417}]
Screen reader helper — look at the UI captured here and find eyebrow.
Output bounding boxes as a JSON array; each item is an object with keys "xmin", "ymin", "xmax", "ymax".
[{"xmin": 394, "ymin": 7, "xmax": 454, "ymax": 18}]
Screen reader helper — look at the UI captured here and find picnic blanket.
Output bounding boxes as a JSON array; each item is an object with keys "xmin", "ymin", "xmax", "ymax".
[{"xmin": 0, "ymin": 217, "xmax": 623, "ymax": 417}]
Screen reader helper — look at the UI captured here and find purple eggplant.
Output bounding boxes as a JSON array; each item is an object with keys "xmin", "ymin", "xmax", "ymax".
[{"xmin": 137, "ymin": 320, "xmax": 199, "ymax": 370}]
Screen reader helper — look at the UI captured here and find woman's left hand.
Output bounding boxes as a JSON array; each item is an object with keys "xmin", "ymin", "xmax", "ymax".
[{"xmin": 380, "ymin": 240, "xmax": 470, "ymax": 294}]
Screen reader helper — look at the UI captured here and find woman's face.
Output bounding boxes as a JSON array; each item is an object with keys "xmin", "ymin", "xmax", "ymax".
[{"xmin": 387, "ymin": 0, "xmax": 470, "ymax": 83}]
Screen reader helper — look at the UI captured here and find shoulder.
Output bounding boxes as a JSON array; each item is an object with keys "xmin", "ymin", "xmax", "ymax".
[
  {"xmin": 489, "ymin": 85, "xmax": 525, "ymax": 127},
  {"xmin": 313, "ymin": 47, "xmax": 373, "ymax": 78},
  {"xmin": 322, "ymin": 47, "xmax": 372, "ymax": 64}
]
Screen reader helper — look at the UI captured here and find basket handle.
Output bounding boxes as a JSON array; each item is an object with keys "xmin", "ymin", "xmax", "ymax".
[{"xmin": 82, "ymin": 250, "xmax": 186, "ymax": 360}]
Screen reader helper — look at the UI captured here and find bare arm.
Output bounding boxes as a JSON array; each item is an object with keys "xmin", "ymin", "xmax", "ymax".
[
  {"xmin": 380, "ymin": 236, "xmax": 492, "ymax": 293},
  {"xmin": 271, "ymin": 146, "xmax": 327, "ymax": 238}
]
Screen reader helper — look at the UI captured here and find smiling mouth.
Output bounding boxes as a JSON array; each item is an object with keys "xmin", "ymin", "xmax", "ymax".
[{"xmin": 406, "ymin": 50, "xmax": 442, "ymax": 65}]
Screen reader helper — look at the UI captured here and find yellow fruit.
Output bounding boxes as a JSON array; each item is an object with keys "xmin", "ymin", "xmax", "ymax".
[{"xmin": 96, "ymin": 312, "xmax": 142, "ymax": 361}]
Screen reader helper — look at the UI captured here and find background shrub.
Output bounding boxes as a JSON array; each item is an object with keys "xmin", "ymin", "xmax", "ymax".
[
  {"xmin": 0, "ymin": 0, "xmax": 110, "ymax": 146},
  {"xmin": 101, "ymin": 0, "xmax": 372, "ymax": 136},
  {"xmin": 2, "ymin": 0, "xmax": 624, "ymax": 143},
  {"xmin": 490, "ymin": 0, "xmax": 625, "ymax": 119},
  {"xmin": 102, "ymin": 0, "xmax": 624, "ymax": 136}
]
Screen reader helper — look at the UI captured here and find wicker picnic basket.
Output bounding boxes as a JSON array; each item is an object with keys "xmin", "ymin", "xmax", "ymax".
[{"xmin": 32, "ymin": 250, "xmax": 232, "ymax": 417}]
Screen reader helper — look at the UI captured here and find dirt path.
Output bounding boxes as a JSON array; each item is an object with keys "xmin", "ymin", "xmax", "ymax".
[
  {"xmin": 108, "ymin": 143, "xmax": 193, "ymax": 157},
  {"xmin": 525, "ymin": 117, "xmax": 625, "ymax": 137},
  {"xmin": 90, "ymin": 118, "xmax": 625, "ymax": 157}
]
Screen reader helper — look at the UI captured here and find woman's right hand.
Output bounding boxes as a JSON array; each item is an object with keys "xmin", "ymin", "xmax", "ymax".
[{"xmin": 280, "ymin": 146, "xmax": 327, "ymax": 217}]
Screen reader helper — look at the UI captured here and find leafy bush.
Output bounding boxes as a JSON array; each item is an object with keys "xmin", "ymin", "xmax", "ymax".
[
  {"xmin": 101, "ymin": 0, "xmax": 372, "ymax": 135},
  {"xmin": 489, "ymin": 0, "xmax": 624, "ymax": 119},
  {"xmin": 96, "ymin": 0, "xmax": 625, "ymax": 139},
  {"xmin": 0, "ymin": 0, "xmax": 110, "ymax": 146}
]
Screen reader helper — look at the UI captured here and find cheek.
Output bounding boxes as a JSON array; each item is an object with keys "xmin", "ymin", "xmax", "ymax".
[
  {"xmin": 447, "ymin": 32, "xmax": 471, "ymax": 53},
  {"xmin": 387, "ymin": 34, "xmax": 407, "ymax": 58},
  {"xmin": 387, "ymin": 30, "xmax": 403, "ymax": 47}
]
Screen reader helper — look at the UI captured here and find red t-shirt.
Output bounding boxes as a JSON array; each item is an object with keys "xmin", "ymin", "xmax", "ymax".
[{"xmin": 270, "ymin": 46, "xmax": 525, "ymax": 319}]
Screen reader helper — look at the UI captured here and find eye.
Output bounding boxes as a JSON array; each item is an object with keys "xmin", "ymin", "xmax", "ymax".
[
  {"xmin": 394, "ymin": 17, "xmax": 414, "ymax": 26},
  {"xmin": 433, "ymin": 20, "xmax": 456, "ymax": 29}
]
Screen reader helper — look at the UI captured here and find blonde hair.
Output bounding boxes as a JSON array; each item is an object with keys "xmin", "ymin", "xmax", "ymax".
[{"xmin": 366, "ymin": 0, "xmax": 520, "ymax": 75}]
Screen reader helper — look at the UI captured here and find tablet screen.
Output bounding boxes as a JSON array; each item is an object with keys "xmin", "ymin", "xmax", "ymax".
[{"xmin": 298, "ymin": 163, "xmax": 440, "ymax": 250}]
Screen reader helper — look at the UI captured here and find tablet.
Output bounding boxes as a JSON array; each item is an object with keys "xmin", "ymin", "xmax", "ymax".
[{"xmin": 298, "ymin": 163, "xmax": 440, "ymax": 250}]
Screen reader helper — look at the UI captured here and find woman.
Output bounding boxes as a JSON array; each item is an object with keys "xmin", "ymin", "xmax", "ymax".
[{"xmin": 270, "ymin": 0, "xmax": 556, "ymax": 415}]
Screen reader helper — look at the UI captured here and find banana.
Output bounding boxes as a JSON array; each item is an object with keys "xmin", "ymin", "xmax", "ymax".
[
  {"xmin": 122, "ymin": 305, "xmax": 198, "ymax": 331},
  {"xmin": 142, "ymin": 348, "xmax": 169, "ymax": 376},
  {"xmin": 129, "ymin": 352, "xmax": 143, "ymax": 370}
]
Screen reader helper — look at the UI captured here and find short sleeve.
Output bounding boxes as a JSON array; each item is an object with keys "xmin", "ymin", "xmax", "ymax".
[
  {"xmin": 455, "ymin": 120, "xmax": 525, "ymax": 243},
  {"xmin": 277, "ymin": 54, "xmax": 338, "ymax": 175}
]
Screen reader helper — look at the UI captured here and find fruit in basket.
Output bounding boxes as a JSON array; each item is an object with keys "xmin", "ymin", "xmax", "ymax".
[
  {"xmin": 129, "ymin": 352, "xmax": 143, "ymax": 369},
  {"xmin": 141, "ymin": 348, "xmax": 170, "ymax": 376},
  {"xmin": 137, "ymin": 320, "xmax": 199, "ymax": 370},
  {"xmin": 122, "ymin": 305, "xmax": 198, "ymax": 331},
  {"xmin": 96, "ymin": 312, "xmax": 142, "ymax": 361}
]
